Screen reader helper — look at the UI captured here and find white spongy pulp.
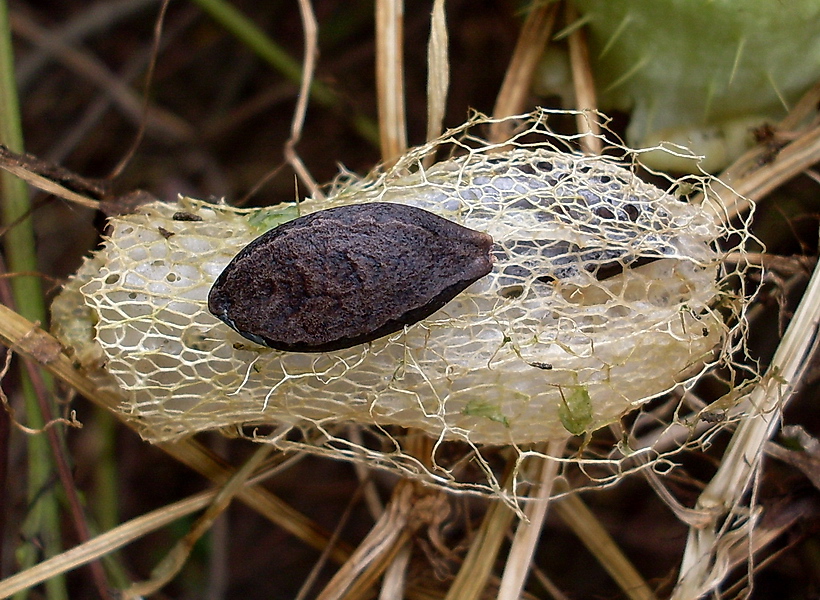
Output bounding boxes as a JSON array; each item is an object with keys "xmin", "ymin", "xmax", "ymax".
[{"xmin": 52, "ymin": 136, "xmax": 738, "ymax": 446}]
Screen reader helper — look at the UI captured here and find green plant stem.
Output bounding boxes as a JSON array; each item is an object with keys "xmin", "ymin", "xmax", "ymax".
[{"xmin": 0, "ymin": 1, "xmax": 66, "ymax": 598}]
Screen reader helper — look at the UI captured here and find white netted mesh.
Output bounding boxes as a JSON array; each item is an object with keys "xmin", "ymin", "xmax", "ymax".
[{"xmin": 51, "ymin": 110, "xmax": 755, "ymax": 494}]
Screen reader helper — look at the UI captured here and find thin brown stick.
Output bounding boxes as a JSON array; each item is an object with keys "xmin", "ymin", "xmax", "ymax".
[
  {"xmin": 0, "ymin": 258, "xmax": 112, "ymax": 599},
  {"xmin": 702, "ymin": 81, "xmax": 820, "ymax": 218},
  {"xmin": 122, "ymin": 444, "xmax": 276, "ymax": 598},
  {"xmin": 10, "ymin": 8, "xmax": 193, "ymax": 143},
  {"xmin": 565, "ymin": 1, "xmax": 601, "ymax": 154},
  {"xmin": 375, "ymin": 0, "xmax": 407, "ymax": 163},
  {"xmin": 0, "ymin": 148, "xmax": 101, "ymax": 209},
  {"xmin": 0, "ymin": 303, "xmax": 353, "ymax": 570},
  {"xmin": 109, "ymin": 0, "xmax": 173, "ymax": 180},
  {"xmin": 489, "ymin": 1, "xmax": 558, "ymax": 143},
  {"xmin": 283, "ymin": 0, "xmax": 321, "ymax": 199},
  {"xmin": 555, "ymin": 494, "xmax": 658, "ymax": 600},
  {"xmin": 497, "ymin": 439, "xmax": 567, "ymax": 600},
  {"xmin": 425, "ymin": 0, "xmax": 449, "ymax": 145},
  {"xmin": 315, "ymin": 481, "xmax": 415, "ymax": 600},
  {"xmin": 705, "ymin": 121, "xmax": 820, "ymax": 219},
  {"xmin": 294, "ymin": 482, "xmax": 367, "ymax": 600}
]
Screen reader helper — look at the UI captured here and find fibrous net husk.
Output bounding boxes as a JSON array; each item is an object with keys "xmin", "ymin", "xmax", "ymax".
[{"xmin": 51, "ymin": 110, "xmax": 755, "ymax": 495}]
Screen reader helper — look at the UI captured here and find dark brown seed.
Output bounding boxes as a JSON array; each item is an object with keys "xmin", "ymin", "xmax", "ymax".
[
  {"xmin": 173, "ymin": 211, "xmax": 203, "ymax": 222},
  {"xmin": 208, "ymin": 202, "xmax": 494, "ymax": 352}
]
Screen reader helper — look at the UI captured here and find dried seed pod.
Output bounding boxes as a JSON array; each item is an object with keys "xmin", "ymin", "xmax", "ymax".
[{"xmin": 208, "ymin": 202, "xmax": 494, "ymax": 352}]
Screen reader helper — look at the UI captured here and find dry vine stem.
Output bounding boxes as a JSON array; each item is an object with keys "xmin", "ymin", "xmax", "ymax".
[
  {"xmin": 673, "ymin": 240, "xmax": 820, "ymax": 598},
  {"xmin": 0, "ymin": 303, "xmax": 350, "ymax": 597},
  {"xmin": 50, "ymin": 109, "xmax": 756, "ymax": 504}
]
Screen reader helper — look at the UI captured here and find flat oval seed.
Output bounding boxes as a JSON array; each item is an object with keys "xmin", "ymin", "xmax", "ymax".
[{"xmin": 208, "ymin": 202, "xmax": 494, "ymax": 352}]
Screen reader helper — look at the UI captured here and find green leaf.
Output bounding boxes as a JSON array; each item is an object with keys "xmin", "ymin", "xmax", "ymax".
[
  {"xmin": 558, "ymin": 386, "xmax": 593, "ymax": 436},
  {"xmin": 463, "ymin": 401, "xmax": 509, "ymax": 427},
  {"xmin": 247, "ymin": 205, "xmax": 300, "ymax": 233}
]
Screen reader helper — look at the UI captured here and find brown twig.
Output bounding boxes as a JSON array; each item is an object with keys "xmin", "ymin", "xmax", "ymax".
[
  {"xmin": 565, "ymin": 1, "xmax": 601, "ymax": 154},
  {"xmin": 489, "ymin": 1, "xmax": 558, "ymax": 143},
  {"xmin": 0, "ymin": 301, "xmax": 354, "ymax": 594},
  {"xmin": 0, "ymin": 258, "xmax": 112, "ymax": 599},
  {"xmin": 375, "ymin": 0, "xmax": 407, "ymax": 164},
  {"xmin": 283, "ymin": 0, "xmax": 322, "ymax": 199}
]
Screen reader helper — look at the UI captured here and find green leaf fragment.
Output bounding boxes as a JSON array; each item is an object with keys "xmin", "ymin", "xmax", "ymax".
[
  {"xmin": 247, "ymin": 205, "xmax": 300, "ymax": 233},
  {"xmin": 463, "ymin": 401, "xmax": 509, "ymax": 427},
  {"xmin": 558, "ymin": 386, "xmax": 593, "ymax": 436}
]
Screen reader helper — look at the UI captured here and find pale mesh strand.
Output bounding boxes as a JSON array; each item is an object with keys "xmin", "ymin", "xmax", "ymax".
[{"xmin": 51, "ymin": 113, "xmax": 747, "ymax": 465}]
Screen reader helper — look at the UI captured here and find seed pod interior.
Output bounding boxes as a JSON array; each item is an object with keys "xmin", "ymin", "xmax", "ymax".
[
  {"xmin": 50, "ymin": 111, "xmax": 752, "ymax": 453},
  {"xmin": 208, "ymin": 202, "xmax": 495, "ymax": 352}
]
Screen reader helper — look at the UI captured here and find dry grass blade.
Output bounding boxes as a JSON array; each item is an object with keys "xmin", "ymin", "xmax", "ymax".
[
  {"xmin": 155, "ymin": 439, "xmax": 353, "ymax": 564},
  {"xmin": 380, "ymin": 541, "xmax": 413, "ymax": 600},
  {"xmin": 555, "ymin": 495, "xmax": 658, "ymax": 600},
  {"xmin": 565, "ymin": 2, "xmax": 601, "ymax": 154},
  {"xmin": 122, "ymin": 444, "xmax": 275, "ymax": 598},
  {"xmin": 0, "ymin": 489, "xmax": 215, "ymax": 597},
  {"xmin": 444, "ymin": 473, "xmax": 517, "ymax": 600},
  {"xmin": 283, "ymin": 0, "xmax": 321, "ymax": 198},
  {"xmin": 315, "ymin": 481, "xmax": 448, "ymax": 600},
  {"xmin": 489, "ymin": 1, "xmax": 557, "ymax": 142},
  {"xmin": 0, "ymin": 154, "xmax": 100, "ymax": 209},
  {"xmin": 700, "ymin": 81, "xmax": 820, "ymax": 218},
  {"xmin": 375, "ymin": 0, "xmax": 407, "ymax": 163},
  {"xmin": 497, "ymin": 439, "xmax": 566, "ymax": 600},
  {"xmin": 0, "ymin": 303, "xmax": 122, "ymax": 412},
  {"xmin": 425, "ymin": 0, "xmax": 448, "ymax": 146},
  {"xmin": 0, "ymin": 303, "xmax": 352, "ymax": 582},
  {"xmin": 717, "ymin": 122, "xmax": 820, "ymax": 218},
  {"xmin": 673, "ymin": 237, "xmax": 820, "ymax": 598}
]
